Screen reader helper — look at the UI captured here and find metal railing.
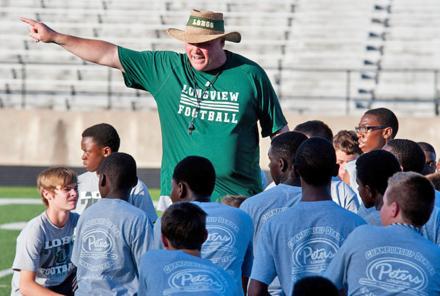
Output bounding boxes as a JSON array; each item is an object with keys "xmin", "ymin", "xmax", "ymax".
[{"xmin": 1, "ymin": 62, "xmax": 440, "ymax": 114}]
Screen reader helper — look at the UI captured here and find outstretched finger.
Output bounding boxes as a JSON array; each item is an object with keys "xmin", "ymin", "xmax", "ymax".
[{"xmin": 20, "ymin": 17, "xmax": 38, "ymax": 26}]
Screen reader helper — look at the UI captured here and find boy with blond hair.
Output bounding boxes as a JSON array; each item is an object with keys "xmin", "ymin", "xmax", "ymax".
[{"xmin": 11, "ymin": 167, "xmax": 79, "ymax": 296}]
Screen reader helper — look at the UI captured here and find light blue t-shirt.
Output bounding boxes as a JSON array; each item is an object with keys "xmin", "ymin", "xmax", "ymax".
[
  {"xmin": 71, "ymin": 198, "xmax": 153, "ymax": 296},
  {"xmin": 152, "ymin": 201, "xmax": 253, "ymax": 295},
  {"xmin": 138, "ymin": 250, "xmax": 240, "ymax": 295},
  {"xmin": 325, "ymin": 224, "xmax": 440, "ymax": 295},
  {"xmin": 331, "ymin": 177, "xmax": 359, "ymax": 213},
  {"xmin": 357, "ymin": 205, "xmax": 381, "ymax": 225},
  {"xmin": 251, "ymin": 200, "xmax": 366, "ymax": 295},
  {"xmin": 422, "ymin": 205, "xmax": 440, "ymax": 245},
  {"xmin": 240, "ymin": 183, "xmax": 302, "ymax": 248}
]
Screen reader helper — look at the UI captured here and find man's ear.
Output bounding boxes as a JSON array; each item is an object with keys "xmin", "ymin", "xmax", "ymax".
[
  {"xmin": 99, "ymin": 173, "xmax": 107, "ymax": 187},
  {"xmin": 176, "ymin": 182, "xmax": 189, "ymax": 200},
  {"xmin": 161, "ymin": 235, "xmax": 172, "ymax": 250},
  {"xmin": 383, "ymin": 127, "xmax": 393, "ymax": 141},
  {"xmin": 102, "ymin": 146, "xmax": 112, "ymax": 157},
  {"xmin": 280, "ymin": 158, "xmax": 289, "ymax": 173}
]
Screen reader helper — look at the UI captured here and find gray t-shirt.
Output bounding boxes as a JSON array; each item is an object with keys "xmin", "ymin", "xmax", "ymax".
[
  {"xmin": 71, "ymin": 198, "xmax": 153, "ymax": 296},
  {"xmin": 76, "ymin": 171, "xmax": 157, "ymax": 223},
  {"xmin": 11, "ymin": 212, "xmax": 79, "ymax": 295}
]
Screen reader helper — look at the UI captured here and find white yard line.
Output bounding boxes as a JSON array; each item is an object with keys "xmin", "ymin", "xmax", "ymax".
[
  {"xmin": 0, "ymin": 198, "xmax": 41, "ymax": 205},
  {"xmin": 0, "ymin": 268, "xmax": 12, "ymax": 278}
]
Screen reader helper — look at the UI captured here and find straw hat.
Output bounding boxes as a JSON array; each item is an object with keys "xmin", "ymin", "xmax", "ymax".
[{"xmin": 167, "ymin": 9, "xmax": 241, "ymax": 44}]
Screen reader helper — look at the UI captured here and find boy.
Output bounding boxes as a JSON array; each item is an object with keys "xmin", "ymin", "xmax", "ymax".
[
  {"xmin": 293, "ymin": 120, "xmax": 360, "ymax": 212},
  {"xmin": 77, "ymin": 123, "xmax": 157, "ymax": 222},
  {"xmin": 333, "ymin": 130, "xmax": 362, "ymax": 187},
  {"xmin": 71, "ymin": 153, "xmax": 153, "ymax": 295},
  {"xmin": 240, "ymin": 131, "xmax": 306, "ymax": 296},
  {"xmin": 139, "ymin": 202, "xmax": 239, "ymax": 295},
  {"xmin": 153, "ymin": 156, "xmax": 253, "ymax": 295},
  {"xmin": 11, "ymin": 167, "xmax": 79, "ymax": 296},
  {"xmin": 418, "ymin": 141, "xmax": 437, "ymax": 175},
  {"xmin": 240, "ymin": 131, "xmax": 306, "ymax": 242},
  {"xmin": 248, "ymin": 138, "xmax": 366, "ymax": 296},
  {"xmin": 325, "ymin": 172, "xmax": 440, "ymax": 295},
  {"xmin": 356, "ymin": 107, "xmax": 398, "ymax": 153},
  {"xmin": 383, "ymin": 139, "xmax": 440, "ymax": 245},
  {"xmin": 355, "ymin": 150, "xmax": 401, "ymax": 225}
]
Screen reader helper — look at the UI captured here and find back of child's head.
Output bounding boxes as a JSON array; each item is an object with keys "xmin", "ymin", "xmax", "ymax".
[
  {"xmin": 37, "ymin": 167, "xmax": 77, "ymax": 206},
  {"xmin": 161, "ymin": 202, "xmax": 207, "ymax": 250},
  {"xmin": 270, "ymin": 131, "xmax": 308, "ymax": 164},
  {"xmin": 384, "ymin": 139, "xmax": 425, "ymax": 173},
  {"xmin": 333, "ymin": 130, "xmax": 362, "ymax": 155},
  {"xmin": 221, "ymin": 195, "xmax": 247, "ymax": 208},
  {"xmin": 386, "ymin": 172, "xmax": 434, "ymax": 227},
  {"xmin": 82, "ymin": 123, "xmax": 120, "ymax": 152},
  {"xmin": 364, "ymin": 108, "xmax": 399, "ymax": 138},
  {"xmin": 293, "ymin": 120, "xmax": 333, "ymax": 142},
  {"xmin": 172, "ymin": 156, "xmax": 216, "ymax": 197},
  {"xmin": 294, "ymin": 138, "xmax": 338, "ymax": 186},
  {"xmin": 426, "ymin": 172, "xmax": 440, "ymax": 191},
  {"xmin": 97, "ymin": 152, "xmax": 137, "ymax": 194},
  {"xmin": 356, "ymin": 150, "xmax": 401, "ymax": 195},
  {"xmin": 292, "ymin": 276, "xmax": 338, "ymax": 296}
]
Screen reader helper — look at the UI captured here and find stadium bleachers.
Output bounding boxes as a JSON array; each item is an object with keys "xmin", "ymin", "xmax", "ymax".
[{"xmin": 1, "ymin": 0, "xmax": 440, "ymax": 114}]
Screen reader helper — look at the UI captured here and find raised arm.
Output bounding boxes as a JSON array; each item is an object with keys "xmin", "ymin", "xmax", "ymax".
[{"xmin": 20, "ymin": 17, "xmax": 124, "ymax": 71}]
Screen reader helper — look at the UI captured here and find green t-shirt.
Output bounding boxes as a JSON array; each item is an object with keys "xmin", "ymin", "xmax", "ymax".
[{"xmin": 118, "ymin": 47, "xmax": 287, "ymax": 199}]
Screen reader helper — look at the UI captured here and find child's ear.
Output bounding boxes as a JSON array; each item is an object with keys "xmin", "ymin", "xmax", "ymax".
[
  {"xmin": 179, "ymin": 182, "xmax": 189, "ymax": 199},
  {"xmin": 42, "ymin": 189, "xmax": 52, "ymax": 202},
  {"xmin": 280, "ymin": 158, "xmax": 289, "ymax": 173},
  {"xmin": 99, "ymin": 173, "xmax": 107, "ymax": 187},
  {"xmin": 390, "ymin": 201, "xmax": 399, "ymax": 218},
  {"xmin": 383, "ymin": 127, "xmax": 393, "ymax": 140},
  {"xmin": 161, "ymin": 235, "xmax": 171, "ymax": 249},
  {"xmin": 102, "ymin": 146, "xmax": 112, "ymax": 157}
]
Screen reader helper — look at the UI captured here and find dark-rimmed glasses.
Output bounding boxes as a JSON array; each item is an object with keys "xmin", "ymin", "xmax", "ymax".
[{"xmin": 355, "ymin": 125, "xmax": 387, "ymax": 134}]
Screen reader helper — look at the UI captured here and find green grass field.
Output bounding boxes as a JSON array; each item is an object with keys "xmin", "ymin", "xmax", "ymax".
[{"xmin": 0, "ymin": 186, "xmax": 160, "ymax": 296}]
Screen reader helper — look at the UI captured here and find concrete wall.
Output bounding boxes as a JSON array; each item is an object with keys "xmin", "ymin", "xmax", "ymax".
[{"xmin": 0, "ymin": 109, "xmax": 438, "ymax": 168}]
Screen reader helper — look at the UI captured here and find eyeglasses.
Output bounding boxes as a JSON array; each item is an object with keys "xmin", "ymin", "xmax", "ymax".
[{"xmin": 355, "ymin": 125, "xmax": 387, "ymax": 134}]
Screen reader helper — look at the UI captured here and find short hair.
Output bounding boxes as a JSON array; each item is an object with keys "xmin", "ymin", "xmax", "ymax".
[
  {"xmin": 97, "ymin": 152, "xmax": 137, "ymax": 193},
  {"xmin": 37, "ymin": 167, "xmax": 77, "ymax": 206},
  {"xmin": 426, "ymin": 172, "xmax": 440, "ymax": 191},
  {"xmin": 222, "ymin": 195, "xmax": 247, "ymax": 208},
  {"xmin": 385, "ymin": 139, "xmax": 425, "ymax": 173},
  {"xmin": 294, "ymin": 138, "xmax": 337, "ymax": 186},
  {"xmin": 172, "ymin": 156, "xmax": 216, "ymax": 197},
  {"xmin": 333, "ymin": 130, "xmax": 362, "ymax": 155},
  {"xmin": 356, "ymin": 150, "xmax": 401, "ymax": 195},
  {"xmin": 270, "ymin": 131, "xmax": 308, "ymax": 164},
  {"xmin": 294, "ymin": 120, "xmax": 333, "ymax": 142},
  {"xmin": 82, "ymin": 123, "xmax": 120, "ymax": 152},
  {"xmin": 292, "ymin": 276, "xmax": 338, "ymax": 296},
  {"xmin": 386, "ymin": 172, "xmax": 434, "ymax": 227},
  {"xmin": 161, "ymin": 202, "xmax": 207, "ymax": 250},
  {"xmin": 418, "ymin": 142, "xmax": 436, "ymax": 154},
  {"xmin": 364, "ymin": 108, "xmax": 399, "ymax": 138}
]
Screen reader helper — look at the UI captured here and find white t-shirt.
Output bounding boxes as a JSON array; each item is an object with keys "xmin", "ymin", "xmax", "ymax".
[{"xmin": 76, "ymin": 171, "xmax": 157, "ymax": 223}]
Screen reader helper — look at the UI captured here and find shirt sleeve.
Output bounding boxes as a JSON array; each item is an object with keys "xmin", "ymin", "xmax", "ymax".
[
  {"xmin": 252, "ymin": 67, "xmax": 287, "ymax": 138},
  {"xmin": 250, "ymin": 221, "xmax": 277, "ymax": 284},
  {"xmin": 118, "ymin": 47, "xmax": 179, "ymax": 95},
  {"xmin": 12, "ymin": 224, "xmax": 43, "ymax": 272}
]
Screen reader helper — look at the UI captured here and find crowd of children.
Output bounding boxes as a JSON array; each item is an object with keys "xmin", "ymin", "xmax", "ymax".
[{"xmin": 11, "ymin": 107, "xmax": 440, "ymax": 296}]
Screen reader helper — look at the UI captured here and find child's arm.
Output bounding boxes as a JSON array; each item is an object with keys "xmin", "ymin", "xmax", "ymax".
[{"xmin": 19, "ymin": 270, "xmax": 63, "ymax": 296}]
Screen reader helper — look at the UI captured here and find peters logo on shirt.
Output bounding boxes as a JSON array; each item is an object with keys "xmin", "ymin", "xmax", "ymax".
[{"xmin": 164, "ymin": 268, "xmax": 225, "ymax": 295}]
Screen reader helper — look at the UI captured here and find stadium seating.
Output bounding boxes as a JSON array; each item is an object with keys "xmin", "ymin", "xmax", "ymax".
[{"xmin": 0, "ymin": 0, "xmax": 439, "ymax": 114}]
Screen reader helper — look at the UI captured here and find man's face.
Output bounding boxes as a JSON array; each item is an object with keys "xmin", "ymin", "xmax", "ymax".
[
  {"xmin": 268, "ymin": 147, "xmax": 283, "ymax": 185},
  {"xmin": 81, "ymin": 137, "xmax": 106, "ymax": 172},
  {"xmin": 185, "ymin": 39, "xmax": 225, "ymax": 71},
  {"xmin": 356, "ymin": 114, "xmax": 387, "ymax": 153}
]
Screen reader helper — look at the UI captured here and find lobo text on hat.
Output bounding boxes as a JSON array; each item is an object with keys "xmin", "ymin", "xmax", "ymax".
[{"xmin": 167, "ymin": 9, "xmax": 241, "ymax": 44}]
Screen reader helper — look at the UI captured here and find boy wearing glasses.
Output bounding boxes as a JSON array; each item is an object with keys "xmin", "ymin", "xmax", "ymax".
[
  {"xmin": 11, "ymin": 168, "xmax": 79, "ymax": 296},
  {"xmin": 356, "ymin": 107, "xmax": 399, "ymax": 153}
]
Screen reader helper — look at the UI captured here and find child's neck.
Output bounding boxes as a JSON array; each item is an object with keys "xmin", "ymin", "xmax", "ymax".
[
  {"xmin": 46, "ymin": 208, "xmax": 70, "ymax": 227},
  {"xmin": 181, "ymin": 249, "xmax": 201, "ymax": 257},
  {"xmin": 300, "ymin": 184, "xmax": 332, "ymax": 202}
]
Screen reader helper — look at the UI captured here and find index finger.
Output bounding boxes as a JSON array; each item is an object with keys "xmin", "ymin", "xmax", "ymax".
[{"xmin": 20, "ymin": 17, "xmax": 38, "ymax": 26}]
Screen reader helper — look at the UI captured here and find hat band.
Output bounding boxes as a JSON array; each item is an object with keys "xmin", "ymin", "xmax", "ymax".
[{"xmin": 187, "ymin": 16, "xmax": 224, "ymax": 32}]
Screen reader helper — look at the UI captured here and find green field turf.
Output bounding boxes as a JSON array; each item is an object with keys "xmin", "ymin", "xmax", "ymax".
[{"xmin": 0, "ymin": 186, "xmax": 160, "ymax": 296}]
